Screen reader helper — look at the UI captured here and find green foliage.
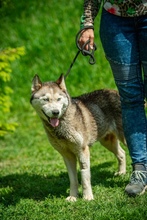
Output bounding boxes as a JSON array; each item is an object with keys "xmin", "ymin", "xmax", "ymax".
[{"xmin": 0, "ymin": 47, "xmax": 25, "ymax": 136}]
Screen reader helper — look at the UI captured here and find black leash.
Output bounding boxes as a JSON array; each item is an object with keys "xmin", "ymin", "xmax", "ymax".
[{"xmin": 64, "ymin": 26, "xmax": 97, "ymax": 79}]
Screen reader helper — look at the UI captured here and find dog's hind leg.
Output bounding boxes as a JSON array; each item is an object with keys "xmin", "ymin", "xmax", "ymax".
[
  {"xmin": 100, "ymin": 133, "xmax": 126, "ymax": 176},
  {"xmin": 63, "ymin": 152, "xmax": 79, "ymax": 202},
  {"xmin": 78, "ymin": 145, "xmax": 94, "ymax": 201}
]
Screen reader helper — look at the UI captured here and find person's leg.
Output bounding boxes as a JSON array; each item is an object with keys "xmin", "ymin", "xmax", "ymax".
[
  {"xmin": 109, "ymin": 63, "xmax": 147, "ymax": 165},
  {"xmin": 143, "ymin": 62, "xmax": 147, "ymax": 100},
  {"xmin": 138, "ymin": 16, "xmax": 147, "ymax": 170},
  {"xmin": 100, "ymin": 9, "xmax": 147, "ymax": 196},
  {"xmin": 139, "ymin": 17, "xmax": 147, "ymax": 101}
]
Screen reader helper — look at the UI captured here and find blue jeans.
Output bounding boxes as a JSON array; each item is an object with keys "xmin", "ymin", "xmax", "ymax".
[{"xmin": 100, "ymin": 9, "xmax": 147, "ymax": 165}]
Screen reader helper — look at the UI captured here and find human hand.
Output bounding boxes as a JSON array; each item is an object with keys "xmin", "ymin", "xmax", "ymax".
[{"xmin": 78, "ymin": 28, "xmax": 94, "ymax": 51}]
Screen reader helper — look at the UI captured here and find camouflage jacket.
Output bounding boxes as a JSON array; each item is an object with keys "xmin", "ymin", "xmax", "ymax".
[{"xmin": 80, "ymin": 0, "xmax": 147, "ymax": 28}]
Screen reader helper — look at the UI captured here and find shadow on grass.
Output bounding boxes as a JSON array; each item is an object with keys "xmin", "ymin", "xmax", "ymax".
[
  {"xmin": 0, "ymin": 162, "xmax": 127, "ymax": 206},
  {"xmin": 0, "ymin": 171, "xmax": 68, "ymax": 206},
  {"xmin": 91, "ymin": 161, "xmax": 128, "ymax": 188}
]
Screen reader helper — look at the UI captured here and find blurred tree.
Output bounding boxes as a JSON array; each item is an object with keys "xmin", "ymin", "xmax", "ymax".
[{"xmin": 0, "ymin": 47, "xmax": 25, "ymax": 136}]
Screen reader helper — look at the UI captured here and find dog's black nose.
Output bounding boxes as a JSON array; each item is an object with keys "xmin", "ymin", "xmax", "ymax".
[{"xmin": 52, "ymin": 109, "xmax": 59, "ymax": 116}]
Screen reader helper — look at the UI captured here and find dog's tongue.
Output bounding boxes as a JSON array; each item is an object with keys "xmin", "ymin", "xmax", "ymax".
[{"xmin": 50, "ymin": 118, "xmax": 59, "ymax": 127}]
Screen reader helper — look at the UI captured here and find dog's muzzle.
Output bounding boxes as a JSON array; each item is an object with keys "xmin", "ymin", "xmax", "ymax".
[{"xmin": 41, "ymin": 110, "xmax": 60, "ymax": 127}]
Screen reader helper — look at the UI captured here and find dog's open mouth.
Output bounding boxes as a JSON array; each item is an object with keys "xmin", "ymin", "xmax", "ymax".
[
  {"xmin": 50, "ymin": 118, "xmax": 59, "ymax": 127},
  {"xmin": 42, "ymin": 110, "xmax": 59, "ymax": 127}
]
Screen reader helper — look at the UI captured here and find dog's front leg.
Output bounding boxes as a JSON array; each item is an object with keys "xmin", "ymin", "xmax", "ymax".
[
  {"xmin": 63, "ymin": 153, "xmax": 79, "ymax": 202},
  {"xmin": 79, "ymin": 146, "xmax": 94, "ymax": 201}
]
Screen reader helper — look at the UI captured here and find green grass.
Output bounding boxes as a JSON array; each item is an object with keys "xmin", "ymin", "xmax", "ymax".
[{"xmin": 0, "ymin": 0, "xmax": 147, "ymax": 219}]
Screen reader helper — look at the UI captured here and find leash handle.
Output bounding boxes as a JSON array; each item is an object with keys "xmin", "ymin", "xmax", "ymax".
[
  {"xmin": 76, "ymin": 26, "xmax": 97, "ymax": 65},
  {"xmin": 64, "ymin": 26, "xmax": 97, "ymax": 79}
]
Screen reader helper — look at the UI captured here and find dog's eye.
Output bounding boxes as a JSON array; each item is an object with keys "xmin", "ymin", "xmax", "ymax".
[
  {"xmin": 57, "ymin": 98, "xmax": 61, "ymax": 101},
  {"xmin": 43, "ymin": 97, "xmax": 49, "ymax": 102}
]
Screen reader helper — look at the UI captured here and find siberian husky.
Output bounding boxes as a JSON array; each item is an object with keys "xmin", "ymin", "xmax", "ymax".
[{"xmin": 30, "ymin": 74, "xmax": 126, "ymax": 201}]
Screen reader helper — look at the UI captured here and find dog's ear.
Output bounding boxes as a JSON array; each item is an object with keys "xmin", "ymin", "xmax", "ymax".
[
  {"xmin": 56, "ymin": 74, "xmax": 66, "ymax": 91},
  {"xmin": 31, "ymin": 74, "xmax": 42, "ymax": 92}
]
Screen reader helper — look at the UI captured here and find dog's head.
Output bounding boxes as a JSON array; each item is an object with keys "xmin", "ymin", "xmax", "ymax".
[{"xmin": 30, "ymin": 74, "xmax": 69, "ymax": 127}]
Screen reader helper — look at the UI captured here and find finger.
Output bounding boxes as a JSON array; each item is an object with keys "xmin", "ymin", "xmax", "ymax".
[
  {"xmin": 89, "ymin": 44, "xmax": 93, "ymax": 50},
  {"xmin": 78, "ymin": 37, "xmax": 89, "ymax": 50},
  {"xmin": 89, "ymin": 37, "xmax": 94, "ymax": 50}
]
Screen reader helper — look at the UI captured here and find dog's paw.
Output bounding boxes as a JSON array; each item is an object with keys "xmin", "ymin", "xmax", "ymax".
[
  {"xmin": 83, "ymin": 194, "xmax": 94, "ymax": 201},
  {"xmin": 66, "ymin": 196, "xmax": 77, "ymax": 202},
  {"xmin": 114, "ymin": 170, "xmax": 126, "ymax": 176}
]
